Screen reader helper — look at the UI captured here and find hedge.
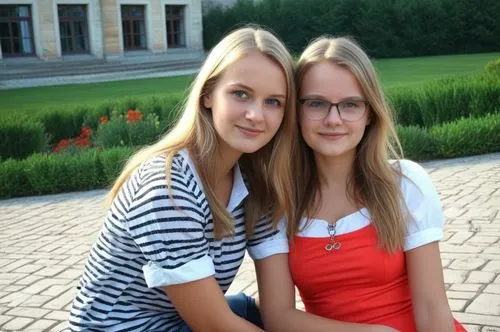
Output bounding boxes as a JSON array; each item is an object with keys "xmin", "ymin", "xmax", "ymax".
[
  {"xmin": 0, "ymin": 147, "xmax": 134, "ymax": 198},
  {"xmin": 389, "ymin": 73, "xmax": 500, "ymax": 127},
  {"xmin": 429, "ymin": 113, "xmax": 500, "ymax": 158},
  {"xmin": 203, "ymin": 0, "xmax": 500, "ymax": 57},
  {"xmin": 0, "ymin": 116, "xmax": 48, "ymax": 160},
  {"xmin": 2, "ymin": 72, "xmax": 497, "ymax": 161},
  {"xmin": 1, "ymin": 113, "xmax": 499, "ymax": 198}
]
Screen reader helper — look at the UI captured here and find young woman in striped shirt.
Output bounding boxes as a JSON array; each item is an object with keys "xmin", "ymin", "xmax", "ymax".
[{"xmin": 68, "ymin": 26, "xmax": 298, "ymax": 331}]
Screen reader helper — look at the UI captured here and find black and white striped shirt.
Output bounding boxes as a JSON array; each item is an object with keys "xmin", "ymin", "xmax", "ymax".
[{"xmin": 68, "ymin": 149, "xmax": 288, "ymax": 331}]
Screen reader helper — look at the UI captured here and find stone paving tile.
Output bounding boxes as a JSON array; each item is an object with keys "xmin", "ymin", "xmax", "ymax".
[{"xmin": 0, "ymin": 153, "xmax": 499, "ymax": 330}]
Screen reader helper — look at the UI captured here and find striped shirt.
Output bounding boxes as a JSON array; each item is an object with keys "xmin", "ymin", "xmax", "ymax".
[{"xmin": 68, "ymin": 149, "xmax": 288, "ymax": 331}]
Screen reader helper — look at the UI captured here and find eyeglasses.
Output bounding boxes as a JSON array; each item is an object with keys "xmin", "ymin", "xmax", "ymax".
[{"xmin": 299, "ymin": 98, "xmax": 368, "ymax": 122}]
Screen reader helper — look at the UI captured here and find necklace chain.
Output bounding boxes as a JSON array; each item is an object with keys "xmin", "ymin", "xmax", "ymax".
[{"xmin": 325, "ymin": 221, "xmax": 342, "ymax": 252}]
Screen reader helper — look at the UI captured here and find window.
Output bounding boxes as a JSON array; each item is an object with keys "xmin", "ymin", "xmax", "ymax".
[
  {"xmin": 165, "ymin": 5, "xmax": 185, "ymax": 48},
  {"xmin": 121, "ymin": 5, "xmax": 147, "ymax": 50},
  {"xmin": 0, "ymin": 5, "xmax": 35, "ymax": 57},
  {"xmin": 58, "ymin": 5, "xmax": 89, "ymax": 54}
]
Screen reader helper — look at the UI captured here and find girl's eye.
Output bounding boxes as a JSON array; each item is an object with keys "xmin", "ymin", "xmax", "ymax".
[
  {"xmin": 265, "ymin": 99, "xmax": 281, "ymax": 107},
  {"xmin": 343, "ymin": 101, "xmax": 358, "ymax": 108},
  {"xmin": 233, "ymin": 90, "xmax": 249, "ymax": 99},
  {"xmin": 306, "ymin": 99, "xmax": 327, "ymax": 108}
]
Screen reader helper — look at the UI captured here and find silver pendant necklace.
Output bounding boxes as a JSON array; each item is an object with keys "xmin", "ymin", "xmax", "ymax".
[{"xmin": 325, "ymin": 221, "xmax": 342, "ymax": 252}]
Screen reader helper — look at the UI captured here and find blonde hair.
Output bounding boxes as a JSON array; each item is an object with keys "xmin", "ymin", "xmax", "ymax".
[
  {"xmin": 107, "ymin": 26, "xmax": 298, "ymax": 239},
  {"xmin": 293, "ymin": 36, "xmax": 406, "ymax": 252}
]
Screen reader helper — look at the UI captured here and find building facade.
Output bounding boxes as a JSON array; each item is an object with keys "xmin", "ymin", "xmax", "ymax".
[{"xmin": 0, "ymin": 0, "xmax": 204, "ymax": 61}]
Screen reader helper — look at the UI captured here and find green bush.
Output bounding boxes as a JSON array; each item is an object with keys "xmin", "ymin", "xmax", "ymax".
[
  {"xmin": 430, "ymin": 113, "xmax": 500, "ymax": 158},
  {"xmin": 94, "ymin": 112, "xmax": 163, "ymax": 149},
  {"xmin": 24, "ymin": 150, "xmax": 103, "ymax": 195},
  {"xmin": 388, "ymin": 73, "xmax": 500, "ymax": 127},
  {"xmin": 36, "ymin": 108, "xmax": 87, "ymax": 144},
  {"xmin": 485, "ymin": 58, "xmax": 500, "ymax": 75},
  {"xmin": 0, "ymin": 147, "xmax": 136, "ymax": 198},
  {"xmin": 0, "ymin": 116, "xmax": 49, "ymax": 160},
  {"xmin": 397, "ymin": 125, "xmax": 437, "ymax": 161},
  {"xmin": 100, "ymin": 147, "xmax": 135, "ymax": 185},
  {"xmin": 203, "ymin": 0, "xmax": 500, "ymax": 57},
  {"xmin": 6, "ymin": 95, "xmax": 185, "ymax": 148},
  {"xmin": 0, "ymin": 158, "xmax": 30, "ymax": 197},
  {"xmin": 419, "ymin": 74, "xmax": 500, "ymax": 126},
  {"xmin": 388, "ymin": 87, "xmax": 424, "ymax": 127}
]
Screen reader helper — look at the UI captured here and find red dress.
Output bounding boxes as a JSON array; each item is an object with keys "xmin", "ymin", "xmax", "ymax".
[{"xmin": 288, "ymin": 161, "xmax": 466, "ymax": 331}]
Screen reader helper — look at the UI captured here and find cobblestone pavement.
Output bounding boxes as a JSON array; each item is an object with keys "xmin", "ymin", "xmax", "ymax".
[{"xmin": 0, "ymin": 153, "xmax": 499, "ymax": 331}]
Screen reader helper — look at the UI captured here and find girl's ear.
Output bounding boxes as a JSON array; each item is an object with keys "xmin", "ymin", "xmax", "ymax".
[
  {"xmin": 203, "ymin": 93, "xmax": 213, "ymax": 109},
  {"xmin": 366, "ymin": 107, "xmax": 372, "ymax": 126}
]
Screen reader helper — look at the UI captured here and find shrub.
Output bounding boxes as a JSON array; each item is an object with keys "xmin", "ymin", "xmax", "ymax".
[
  {"xmin": 389, "ymin": 73, "xmax": 500, "ymax": 127},
  {"xmin": 24, "ymin": 150, "xmax": 103, "ymax": 195},
  {"xmin": 0, "ymin": 116, "xmax": 49, "ymax": 160},
  {"xmin": 36, "ymin": 108, "xmax": 87, "ymax": 144},
  {"xmin": 420, "ymin": 74, "xmax": 500, "ymax": 126},
  {"xmin": 396, "ymin": 125, "xmax": 437, "ymax": 161},
  {"xmin": 203, "ymin": 0, "xmax": 500, "ymax": 57},
  {"xmin": 430, "ymin": 113, "xmax": 500, "ymax": 158},
  {"xmin": 94, "ymin": 110, "xmax": 163, "ymax": 149},
  {"xmin": 388, "ymin": 87, "xmax": 424, "ymax": 127},
  {"xmin": 485, "ymin": 58, "xmax": 500, "ymax": 76},
  {"xmin": 0, "ymin": 147, "xmax": 136, "ymax": 198},
  {"xmin": 0, "ymin": 158, "xmax": 30, "ymax": 197},
  {"xmin": 100, "ymin": 147, "xmax": 135, "ymax": 186}
]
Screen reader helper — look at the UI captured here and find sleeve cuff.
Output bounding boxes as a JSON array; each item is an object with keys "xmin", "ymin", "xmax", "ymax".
[
  {"xmin": 247, "ymin": 238, "xmax": 289, "ymax": 260},
  {"xmin": 143, "ymin": 255, "xmax": 215, "ymax": 288},
  {"xmin": 404, "ymin": 227, "xmax": 443, "ymax": 251}
]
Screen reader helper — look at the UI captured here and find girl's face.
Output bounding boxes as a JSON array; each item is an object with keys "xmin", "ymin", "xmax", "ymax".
[
  {"xmin": 203, "ymin": 52, "xmax": 287, "ymax": 157},
  {"xmin": 299, "ymin": 61, "xmax": 370, "ymax": 161}
]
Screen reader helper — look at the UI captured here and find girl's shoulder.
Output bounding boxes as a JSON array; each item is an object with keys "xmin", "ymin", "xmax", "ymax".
[{"xmin": 391, "ymin": 159, "xmax": 436, "ymax": 199}]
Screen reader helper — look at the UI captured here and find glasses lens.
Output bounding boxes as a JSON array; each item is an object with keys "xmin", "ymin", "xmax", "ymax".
[
  {"xmin": 338, "ymin": 100, "xmax": 366, "ymax": 121},
  {"xmin": 303, "ymin": 99, "xmax": 329, "ymax": 120}
]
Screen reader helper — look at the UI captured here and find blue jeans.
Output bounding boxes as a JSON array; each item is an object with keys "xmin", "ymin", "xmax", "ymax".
[{"xmin": 178, "ymin": 293, "xmax": 263, "ymax": 331}]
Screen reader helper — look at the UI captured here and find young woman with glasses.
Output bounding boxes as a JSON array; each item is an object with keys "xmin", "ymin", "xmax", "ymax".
[{"xmin": 256, "ymin": 37, "xmax": 467, "ymax": 331}]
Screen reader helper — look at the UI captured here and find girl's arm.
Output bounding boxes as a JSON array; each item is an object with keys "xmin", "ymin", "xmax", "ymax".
[
  {"xmin": 406, "ymin": 242, "xmax": 455, "ymax": 332},
  {"xmin": 256, "ymin": 254, "xmax": 399, "ymax": 332},
  {"xmin": 164, "ymin": 276, "xmax": 263, "ymax": 332}
]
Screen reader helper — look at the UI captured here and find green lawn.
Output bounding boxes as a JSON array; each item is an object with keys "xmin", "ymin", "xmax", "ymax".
[
  {"xmin": 1, "ymin": 52, "xmax": 499, "ymax": 113},
  {"xmin": 374, "ymin": 52, "xmax": 500, "ymax": 88}
]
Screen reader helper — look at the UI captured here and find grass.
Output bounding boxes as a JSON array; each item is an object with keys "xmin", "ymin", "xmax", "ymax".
[
  {"xmin": 375, "ymin": 52, "xmax": 500, "ymax": 88},
  {"xmin": 1, "ymin": 52, "xmax": 499, "ymax": 113},
  {"xmin": 0, "ymin": 75, "xmax": 194, "ymax": 113}
]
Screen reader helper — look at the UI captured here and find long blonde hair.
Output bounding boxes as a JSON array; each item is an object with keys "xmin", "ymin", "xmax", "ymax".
[
  {"xmin": 293, "ymin": 37, "xmax": 406, "ymax": 252},
  {"xmin": 107, "ymin": 26, "xmax": 298, "ymax": 239}
]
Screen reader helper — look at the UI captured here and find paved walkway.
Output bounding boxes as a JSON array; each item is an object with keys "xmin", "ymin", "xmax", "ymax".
[
  {"xmin": 0, "ymin": 153, "xmax": 499, "ymax": 331},
  {"xmin": 0, "ymin": 68, "xmax": 199, "ymax": 90}
]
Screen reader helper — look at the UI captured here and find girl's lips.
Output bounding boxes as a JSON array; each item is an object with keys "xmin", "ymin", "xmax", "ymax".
[
  {"xmin": 319, "ymin": 132, "xmax": 347, "ymax": 140},
  {"xmin": 237, "ymin": 125, "xmax": 264, "ymax": 137}
]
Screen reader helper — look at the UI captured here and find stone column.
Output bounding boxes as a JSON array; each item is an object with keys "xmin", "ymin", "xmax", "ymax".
[
  {"xmin": 100, "ymin": 0, "xmax": 122, "ymax": 59},
  {"xmin": 189, "ymin": 0, "xmax": 204, "ymax": 51},
  {"xmin": 88, "ymin": 0, "xmax": 104, "ymax": 58},
  {"xmin": 151, "ymin": 0, "xmax": 166, "ymax": 53},
  {"xmin": 37, "ymin": 0, "xmax": 58, "ymax": 59}
]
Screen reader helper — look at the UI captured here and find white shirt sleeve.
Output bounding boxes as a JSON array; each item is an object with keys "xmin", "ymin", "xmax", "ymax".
[
  {"xmin": 124, "ymin": 158, "xmax": 214, "ymax": 288},
  {"xmin": 247, "ymin": 215, "xmax": 289, "ymax": 260},
  {"xmin": 399, "ymin": 160, "xmax": 444, "ymax": 251}
]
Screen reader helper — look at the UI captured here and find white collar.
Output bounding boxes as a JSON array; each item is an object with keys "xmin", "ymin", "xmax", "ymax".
[{"xmin": 179, "ymin": 149, "xmax": 249, "ymax": 212}]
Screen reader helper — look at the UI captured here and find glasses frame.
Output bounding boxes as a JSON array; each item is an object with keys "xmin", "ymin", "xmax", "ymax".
[{"xmin": 299, "ymin": 98, "xmax": 369, "ymax": 122}]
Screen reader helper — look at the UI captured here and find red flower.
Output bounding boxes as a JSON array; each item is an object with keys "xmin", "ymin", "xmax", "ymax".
[
  {"xmin": 99, "ymin": 116, "xmax": 109, "ymax": 124},
  {"xmin": 52, "ymin": 139, "xmax": 72, "ymax": 152},
  {"xmin": 79, "ymin": 126, "xmax": 92, "ymax": 138},
  {"xmin": 127, "ymin": 109, "xmax": 143, "ymax": 123}
]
